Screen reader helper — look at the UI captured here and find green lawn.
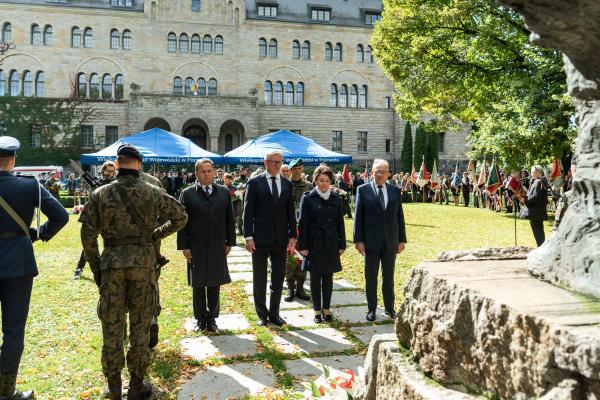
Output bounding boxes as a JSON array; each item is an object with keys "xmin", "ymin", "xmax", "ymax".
[{"xmin": 11, "ymin": 203, "xmax": 551, "ymax": 399}]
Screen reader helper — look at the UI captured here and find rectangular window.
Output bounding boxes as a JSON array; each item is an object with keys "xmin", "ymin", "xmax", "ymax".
[
  {"xmin": 81, "ymin": 125, "xmax": 94, "ymax": 148},
  {"xmin": 332, "ymin": 131, "xmax": 342, "ymax": 152},
  {"xmin": 290, "ymin": 130, "xmax": 301, "ymax": 135},
  {"xmin": 258, "ymin": 5, "xmax": 278, "ymax": 17},
  {"xmin": 357, "ymin": 131, "xmax": 367, "ymax": 153},
  {"xmin": 31, "ymin": 125, "xmax": 42, "ymax": 148},
  {"xmin": 192, "ymin": 0, "xmax": 200, "ymax": 12},
  {"xmin": 365, "ymin": 12, "xmax": 382, "ymax": 25},
  {"xmin": 105, "ymin": 126, "xmax": 118, "ymax": 146},
  {"xmin": 438, "ymin": 132, "xmax": 446, "ymax": 153},
  {"xmin": 386, "ymin": 139, "xmax": 391, "ymax": 153},
  {"xmin": 312, "ymin": 8, "xmax": 331, "ymax": 21},
  {"xmin": 385, "ymin": 96, "xmax": 391, "ymax": 108},
  {"xmin": 110, "ymin": 0, "xmax": 133, "ymax": 6}
]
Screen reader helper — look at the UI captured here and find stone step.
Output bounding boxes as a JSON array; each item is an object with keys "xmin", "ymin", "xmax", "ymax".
[
  {"xmin": 183, "ymin": 314, "xmax": 250, "ymax": 333},
  {"xmin": 181, "ymin": 334, "xmax": 258, "ymax": 361},
  {"xmin": 271, "ymin": 327, "xmax": 354, "ymax": 354},
  {"xmin": 284, "ymin": 354, "xmax": 365, "ymax": 391}
]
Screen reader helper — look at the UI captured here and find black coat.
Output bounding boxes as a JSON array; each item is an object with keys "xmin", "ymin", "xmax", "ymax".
[
  {"xmin": 177, "ymin": 183, "xmax": 235, "ymax": 287},
  {"xmin": 243, "ymin": 172, "xmax": 296, "ymax": 247},
  {"xmin": 298, "ymin": 189, "xmax": 346, "ymax": 274},
  {"xmin": 523, "ymin": 178, "xmax": 548, "ymax": 221},
  {"xmin": 353, "ymin": 182, "xmax": 407, "ymax": 250}
]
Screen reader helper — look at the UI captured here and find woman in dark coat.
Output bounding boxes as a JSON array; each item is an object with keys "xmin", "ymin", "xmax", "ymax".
[
  {"xmin": 298, "ymin": 165, "xmax": 346, "ymax": 323},
  {"xmin": 521, "ymin": 165, "xmax": 548, "ymax": 247},
  {"xmin": 177, "ymin": 159, "xmax": 235, "ymax": 332}
]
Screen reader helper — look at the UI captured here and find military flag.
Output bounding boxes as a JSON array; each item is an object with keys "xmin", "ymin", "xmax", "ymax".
[
  {"xmin": 468, "ymin": 160, "xmax": 477, "ymax": 183},
  {"xmin": 429, "ymin": 160, "xmax": 440, "ymax": 190},
  {"xmin": 450, "ymin": 159, "xmax": 461, "ymax": 189},
  {"xmin": 410, "ymin": 161, "xmax": 417, "ymax": 184},
  {"xmin": 342, "ymin": 164, "xmax": 351, "ymax": 184},
  {"xmin": 477, "ymin": 159, "xmax": 487, "ymax": 188},
  {"xmin": 486, "ymin": 159, "xmax": 502, "ymax": 194},
  {"xmin": 549, "ymin": 159, "xmax": 562, "ymax": 180},
  {"xmin": 415, "ymin": 157, "xmax": 430, "ymax": 188}
]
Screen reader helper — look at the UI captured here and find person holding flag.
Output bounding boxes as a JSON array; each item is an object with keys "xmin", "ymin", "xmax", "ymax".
[
  {"xmin": 429, "ymin": 161, "xmax": 440, "ymax": 203},
  {"xmin": 450, "ymin": 161, "xmax": 461, "ymax": 206}
]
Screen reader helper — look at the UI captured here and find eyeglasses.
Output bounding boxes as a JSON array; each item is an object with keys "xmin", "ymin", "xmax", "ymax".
[{"xmin": 267, "ymin": 160, "xmax": 282, "ymax": 165}]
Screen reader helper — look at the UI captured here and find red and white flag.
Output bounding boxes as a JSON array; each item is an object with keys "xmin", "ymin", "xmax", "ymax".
[
  {"xmin": 415, "ymin": 157, "xmax": 430, "ymax": 188},
  {"xmin": 429, "ymin": 160, "xmax": 439, "ymax": 190}
]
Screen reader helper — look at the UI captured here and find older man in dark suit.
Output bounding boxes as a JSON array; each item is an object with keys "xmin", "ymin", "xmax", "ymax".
[
  {"xmin": 354, "ymin": 159, "xmax": 407, "ymax": 322},
  {"xmin": 243, "ymin": 150, "xmax": 296, "ymax": 326}
]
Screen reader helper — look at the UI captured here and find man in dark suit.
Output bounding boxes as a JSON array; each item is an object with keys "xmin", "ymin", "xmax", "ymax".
[
  {"xmin": 0, "ymin": 136, "xmax": 69, "ymax": 399},
  {"xmin": 243, "ymin": 150, "xmax": 296, "ymax": 326},
  {"xmin": 178, "ymin": 158, "xmax": 236, "ymax": 333},
  {"xmin": 354, "ymin": 159, "xmax": 407, "ymax": 322}
]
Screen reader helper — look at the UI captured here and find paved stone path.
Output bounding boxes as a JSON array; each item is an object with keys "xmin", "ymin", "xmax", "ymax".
[{"xmin": 176, "ymin": 246, "xmax": 395, "ymax": 400}]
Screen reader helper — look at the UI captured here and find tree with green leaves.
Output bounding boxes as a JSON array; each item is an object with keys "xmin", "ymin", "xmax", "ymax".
[
  {"xmin": 413, "ymin": 123, "xmax": 427, "ymax": 168},
  {"xmin": 371, "ymin": 0, "xmax": 576, "ymax": 169},
  {"xmin": 426, "ymin": 130, "xmax": 439, "ymax": 171},
  {"xmin": 400, "ymin": 121, "xmax": 413, "ymax": 173}
]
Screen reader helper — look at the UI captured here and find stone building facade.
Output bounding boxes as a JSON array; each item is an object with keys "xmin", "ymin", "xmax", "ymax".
[{"xmin": 0, "ymin": 0, "xmax": 470, "ymax": 170}]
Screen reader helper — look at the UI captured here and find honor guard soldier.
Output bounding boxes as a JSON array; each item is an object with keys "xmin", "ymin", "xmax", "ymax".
[
  {"xmin": 0, "ymin": 136, "xmax": 69, "ymax": 400},
  {"xmin": 285, "ymin": 158, "xmax": 312, "ymax": 302},
  {"xmin": 79, "ymin": 144, "xmax": 187, "ymax": 400}
]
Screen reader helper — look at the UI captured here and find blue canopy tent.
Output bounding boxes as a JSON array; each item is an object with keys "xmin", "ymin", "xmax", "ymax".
[
  {"xmin": 223, "ymin": 130, "xmax": 352, "ymax": 165},
  {"xmin": 80, "ymin": 127, "xmax": 224, "ymax": 164}
]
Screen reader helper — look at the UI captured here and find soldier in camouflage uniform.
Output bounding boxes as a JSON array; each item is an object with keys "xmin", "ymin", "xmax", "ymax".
[
  {"xmin": 233, "ymin": 167, "xmax": 249, "ymax": 235},
  {"xmin": 79, "ymin": 145, "xmax": 187, "ymax": 400},
  {"xmin": 285, "ymin": 159, "xmax": 312, "ymax": 302}
]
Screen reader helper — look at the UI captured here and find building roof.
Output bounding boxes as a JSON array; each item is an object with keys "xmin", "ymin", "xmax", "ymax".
[{"xmin": 0, "ymin": 0, "xmax": 144, "ymax": 12}]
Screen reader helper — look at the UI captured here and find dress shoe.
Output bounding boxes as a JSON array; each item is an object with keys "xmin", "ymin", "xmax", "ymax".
[
  {"xmin": 193, "ymin": 319, "xmax": 207, "ymax": 332},
  {"xmin": 295, "ymin": 284, "xmax": 310, "ymax": 301},
  {"xmin": 268, "ymin": 315, "xmax": 287, "ymax": 327},
  {"xmin": 366, "ymin": 310, "xmax": 376, "ymax": 322},
  {"xmin": 313, "ymin": 313, "xmax": 323, "ymax": 324},
  {"xmin": 206, "ymin": 319, "xmax": 219, "ymax": 333},
  {"xmin": 149, "ymin": 321, "xmax": 159, "ymax": 349},
  {"xmin": 73, "ymin": 268, "xmax": 82, "ymax": 280},
  {"xmin": 0, "ymin": 374, "xmax": 34, "ymax": 400},
  {"xmin": 284, "ymin": 288, "xmax": 295, "ymax": 302},
  {"xmin": 257, "ymin": 318, "xmax": 269, "ymax": 327},
  {"xmin": 384, "ymin": 309, "xmax": 396, "ymax": 319},
  {"xmin": 322, "ymin": 311, "xmax": 333, "ymax": 323}
]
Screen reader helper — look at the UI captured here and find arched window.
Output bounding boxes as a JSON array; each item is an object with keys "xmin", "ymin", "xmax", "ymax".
[
  {"xmin": 197, "ymin": 78, "xmax": 206, "ymax": 95},
  {"xmin": 122, "ymin": 30, "xmax": 132, "ymax": 50},
  {"xmin": 167, "ymin": 32, "xmax": 177, "ymax": 52},
  {"xmin": 366, "ymin": 46, "xmax": 373, "ymax": 63},
  {"xmin": 71, "ymin": 27, "xmax": 81, "ymax": 48},
  {"xmin": 1, "ymin": 23, "xmax": 11, "ymax": 43},
  {"xmin": 0, "ymin": 70, "xmax": 6, "ymax": 96},
  {"xmin": 43, "ymin": 25, "xmax": 53, "ymax": 46},
  {"xmin": 302, "ymin": 41, "xmax": 310, "ymax": 60},
  {"xmin": 208, "ymin": 78, "xmax": 217, "ymax": 96},
  {"xmin": 184, "ymin": 77, "xmax": 194, "ymax": 95},
  {"xmin": 339, "ymin": 84, "xmax": 348, "ymax": 107},
  {"xmin": 330, "ymin": 84, "xmax": 338, "ymax": 107},
  {"xmin": 264, "ymin": 80, "xmax": 273, "ymax": 105},
  {"xmin": 191, "ymin": 34, "xmax": 200, "ymax": 53},
  {"xmin": 89, "ymin": 74, "xmax": 100, "ymax": 99},
  {"xmin": 258, "ymin": 38, "xmax": 267, "ymax": 57},
  {"xmin": 334, "ymin": 43, "xmax": 342, "ymax": 61},
  {"xmin": 102, "ymin": 74, "xmax": 112, "ymax": 99},
  {"xmin": 115, "ymin": 74, "xmax": 124, "ymax": 99},
  {"xmin": 359, "ymin": 85, "xmax": 367, "ymax": 108},
  {"xmin": 295, "ymin": 82, "xmax": 304, "ymax": 106},
  {"xmin": 110, "ymin": 29, "xmax": 120, "ymax": 49},
  {"xmin": 292, "ymin": 40, "xmax": 300, "ymax": 60},
  {"xmin": 77, "ymin": 73, "xmax": 87, "ymax": 98},
  {"xmin": 284, "ymin": 81, "xmax": 294, "ymax": 106},
  {"xmin": 35, "ymin": 71, "xmax": 45, "ymax": 97},
  {"xmin": 274, "ymin": 81, "xmax": 283, "ymax": 105},
  {"xmin": 203, "ymin": 35, "xmax": 212, "ymax": 53},
  {"xmin": 356, "ymin": 44, "xmax": 364, "ymax": 63},
  {"xmin": 23, "ymin": 71, "xmax": 33, "ymax": 97},
  {"xmin": 325, "ymin": 42, "xmax": 332, "ymax": 61},
  {"xmin": 225, "ymin": 134, "xmax": 233, "ymax": 152},
  {"xmin": 269, "ymin": 39, "xmax": 277, "ymax": 58},
  {"xmin": 215, "ymin": 35, "xmax": 223, "ymax": 55},
  {"xmin": 83, "ymin": 28, "xmax": 93, "ymax": 48},
  {"xmin": 179, "ymin": 33, "xmax": 189, "ymax": 53},
  {"xmin": 350, "ymin": 85, "xmax": 358, "ymax": 108},
  {"xmin": 173, "ymin": 76, "xmax": 183, "ymax": 95},
  {"xmin": 9, "ymin": 70, "xmax": 19, "ymax": 96},
  {"xmin": 31, "ymin": 24, "xmax": 41, "ymax": 45}
]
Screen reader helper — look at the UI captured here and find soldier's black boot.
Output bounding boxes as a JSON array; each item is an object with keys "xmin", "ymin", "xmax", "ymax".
[
  {"xmin": 0, "ymin": 374, "xmax": 35, "ymax": 400},
  {"xmin": 284, "ymin": 286, "xmax": 295, "ymax": 302},
  {"xmin": 149, "ymin": 317, "xmax": 159, "ymax": 349},
  {"xmin": 127, "ymin": 375, "xmax": 153, "ymax": 400},
  {"xmin": 103, "ymin": 374, "xmax": 122, "ymax": 400},
  {"xmin": 295, "ymin": 279, "xmax": 310, "ymax": 301}
]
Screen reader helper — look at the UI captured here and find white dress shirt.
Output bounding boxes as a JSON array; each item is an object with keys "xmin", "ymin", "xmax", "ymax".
[
  {"xmin": 197, "ymin": 182, "xmax": 212, "ymax": 195},
  {"xmin": 266, "ymin": 172, "xmax": 282, "ymax": 195},
  {"xmin": 371, "ymin": 180, "xmax": 388, "ymax": 209}
]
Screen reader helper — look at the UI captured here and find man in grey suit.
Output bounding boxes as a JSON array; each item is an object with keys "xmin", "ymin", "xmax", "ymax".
[{"xmin": 354, "ymin": 159, "xmax": 407, "ymax": 322}]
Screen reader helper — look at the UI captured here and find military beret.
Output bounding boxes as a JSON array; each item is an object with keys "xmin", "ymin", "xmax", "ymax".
[
  {"xmin": 0, "ymin": 136, "xmax": 20, "ymax": 157},
  {"xmin": 289, "ymin": 158, "xmax": 303, "ymax": 169},
  {"xmin": 117, "ymin": 144, "xmax": 143, "ymax": 161}
]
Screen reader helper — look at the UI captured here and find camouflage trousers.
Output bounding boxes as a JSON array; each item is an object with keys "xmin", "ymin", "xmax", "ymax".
[
  {"xmin": 285, "ymin": 260, "xmax": 307, "ymax": 290},
  {"xmin": 97, "ymin": 267, "xmax": 157, "ymax": 377}
]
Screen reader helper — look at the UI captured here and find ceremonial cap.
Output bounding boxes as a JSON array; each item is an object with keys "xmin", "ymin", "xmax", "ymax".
[
  {"xmin": 289, "ymin": 158, "xmax": 303, "ymax": 169},
  {"xmin": 117, "ymin": 144, "xmax": 143, "ymax": 161},
  {"xmin": 0, "ymin": 136, "xmax": 20, "ymax": 157}
]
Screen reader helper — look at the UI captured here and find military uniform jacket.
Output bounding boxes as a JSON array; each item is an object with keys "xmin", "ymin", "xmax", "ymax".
[
  {"xmin": 79, "ymin": 172, "xmax": 188, "ymax": 273},
  {"xmin": 0, "ymin": 172, "xmax": 69, "ymax": 278},
  {"xmin": 292, "ymin": 178, "xmax": 313, "ymax": 214},
  {"xmin": 177, "ymin": 183, "xmax": 235, "ymax": 287}
]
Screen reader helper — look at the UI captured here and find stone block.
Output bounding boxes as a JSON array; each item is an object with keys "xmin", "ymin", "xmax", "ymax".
[
  {"xmin": 349, "ymin": 324, "xmax": 395, "ymax": 345},
  {"xmin": 180, "ymin": 334, "xmax": 258, "ymax": 361},
  {"xmin": 183, "ymin": 314, "xmax": 250, "ymax": 333},
  {"xmin": 229, "ymin": 271, "xmax": 253, "ymax": 282},
  {"xmin": 272, "ymin": 327, "xmax": 353, "ymax": 354}
]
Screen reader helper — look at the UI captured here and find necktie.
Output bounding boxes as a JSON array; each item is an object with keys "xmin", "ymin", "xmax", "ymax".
[
  {"xmin": 377, "ymin": 185, "xmax": 385, "ymax": 210},
  {"xmin": 271, "ymin": 176, "xmax": 279, "ymax": 202},
  {"xmin": 204, "ymin": 185, "xmax": 210, "ymax": 196}
]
